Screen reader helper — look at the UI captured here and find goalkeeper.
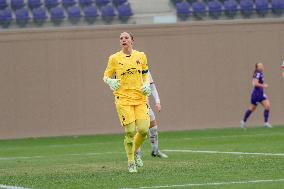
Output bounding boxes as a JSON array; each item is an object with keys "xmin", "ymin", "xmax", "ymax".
[{"xmin": 103, "ymin": 32, "xmax": 151, "ymax": 173}]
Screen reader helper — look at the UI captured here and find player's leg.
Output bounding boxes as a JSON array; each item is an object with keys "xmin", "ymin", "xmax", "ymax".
[
  {"xmin": 261, "ymin": 98, "xmax": 272, "ymax": 128},
  {"xmin": 148, "ymin": 107, "xmax": 168, "ymax": 158},
  {"xmin": 133, "ymin": 104, "xmax": 150, "ymax": 167},
  {"xmin": 241, "ymin": 103, "xmax": 257, "ymax": 128},
  {"xmin": 116, "ymin": 104, "xmax": 137, "ymax": 172}
]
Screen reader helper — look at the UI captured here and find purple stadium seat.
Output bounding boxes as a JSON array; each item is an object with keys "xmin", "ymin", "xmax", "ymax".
[{"xmin": 176, "ymin": 1, "xmax": 190, "ymax": 20}]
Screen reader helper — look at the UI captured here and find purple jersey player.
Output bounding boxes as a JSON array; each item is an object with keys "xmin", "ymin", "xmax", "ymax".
[{"xmin": 240, "ymin": 63, "xmax": 272, "ymax": 128}]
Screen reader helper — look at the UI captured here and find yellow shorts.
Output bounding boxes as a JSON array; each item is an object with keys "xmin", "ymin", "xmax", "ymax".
[{"xmin": 115, "ymin": 103, "xmax": 150, "ymax": 126}]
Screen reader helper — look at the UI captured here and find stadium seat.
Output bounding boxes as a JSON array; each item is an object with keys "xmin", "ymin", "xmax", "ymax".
[
  {"xmin": 50, "ymin": 6, "xmax": 65, "ymax": 25},
  {"xmin": 208, "ymin": 0, "xmax": 222, "ymax": 19},
  {"xmin": 101, "ymin": 4, "xmax": 116, "ymax": 23},
  {"xmin": 0, "ymin": 0, "xmax": 7, "ymax": 10},
  {"xmin": 11, "ymin": 0, "xmax": 25, "ymax": 10},
  {"xmin": 0, "ymin": 8, "xmax": 12, "ymax": 28},
  {"xmin": 117, "ymin": 2, "xmax": 132, "ymax": 22},
  {"xmin": 67, "ymin": 6, "xmax": 81, "ymax": 24},
  {"xmin": 224, "ymin": 0, "xmax": 238, "ymax": 18},
  {"xmin": 83, "ymin": 5, "xmax": 98, "ymax": 24},
  {"xmin": 176, "ymin": 1, "xmax": 190, "ymax": 21},
  {"xmin": 32, "ymin": 6, "xmax": 47, "ymax": 25},
  {"xmin": 255, "ymin": 0, "xmax": 269, "ymax": 16},
  {"xmin": 95, "ymin": 0, "xmax": 110, "ymax": 7},
  {"xmin": 79, "ymin": 0, "xmax": 93, "ymax": 7},
  {"xmin": 240, "ymin": 0, "xmax": 254, "ymax": 17},
  {"xmin": 192, "ymin": 1, "xmax": 206, "ymax": 19},
  {"xmin": 271, "ymin": 0, "xmax": 284, "ymax": 15},
  {"xmin": 15, "ymin": 8, "xmax": 30, "ymax": 27},
  {"xmin": 45, "ymin": 0, "xmax": 59, "ymax": 9},
  {"xmin": 112, "ymin": 0, "xmax": 127, "ymax": 7},
  {"xmin": 28, "ymin": 0, "xmax": 42, "ymax": 9},
  {"xmin": 62, "ymin": 0, "xmax": 77, "ymax": 8}
]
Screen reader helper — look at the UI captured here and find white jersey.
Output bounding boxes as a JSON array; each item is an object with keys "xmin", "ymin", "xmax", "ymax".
[{"xmin": 282, "ymin": 61, "xmax": 284, "ymax": 68}]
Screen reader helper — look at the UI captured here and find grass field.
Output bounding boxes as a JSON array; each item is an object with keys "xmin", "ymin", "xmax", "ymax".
[{"xmin": 0, "ymin": 126, "xmax": 284, "ymax": 189}]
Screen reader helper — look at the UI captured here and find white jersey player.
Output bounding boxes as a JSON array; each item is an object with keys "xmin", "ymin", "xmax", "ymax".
[{"xmin": 136, "ymin": 71, "xmax": 168, "ymax": 158}]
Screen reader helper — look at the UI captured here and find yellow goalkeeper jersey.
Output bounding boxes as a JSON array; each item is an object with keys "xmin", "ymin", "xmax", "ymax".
[{"xmin": 104, "ymin": 50, "xmax": 149, "ymax": 105}]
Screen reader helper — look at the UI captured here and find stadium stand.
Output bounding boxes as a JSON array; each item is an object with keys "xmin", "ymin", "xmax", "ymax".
[{"xmin": 0, "ymin": 0, "xmax": 284, "ymax": 29}]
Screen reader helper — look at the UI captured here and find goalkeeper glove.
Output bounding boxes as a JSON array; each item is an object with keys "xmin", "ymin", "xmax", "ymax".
[
  {"xmin": 104, "ymin": 77, "xmax": 120, "ymax": 91},
  {"xmin": 141, "ymin": 83, "xmax": 151, "ymax": 96}
]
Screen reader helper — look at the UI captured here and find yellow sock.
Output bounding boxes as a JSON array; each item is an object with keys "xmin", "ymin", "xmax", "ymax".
[
  {"xmin": 134, "ymin": 119, "xmax": 150, "ymax": 152},
  {"xmin": 124, "ymin": 122, "xmax": 136, "ymax": 164}
]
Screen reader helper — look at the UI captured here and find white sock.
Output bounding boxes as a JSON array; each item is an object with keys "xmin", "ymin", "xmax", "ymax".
[
  {"xmin": 136, "ymin": 148, "xmax": 141, "ymax": 157},
  {"xmin": 149, "ymin": 126, "xmax": 158, "ymax": 153}
]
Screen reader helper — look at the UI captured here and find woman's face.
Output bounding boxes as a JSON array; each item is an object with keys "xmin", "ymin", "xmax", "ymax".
[
  {"xmin": 257, "ymin": 63, "xmax": 264, "ymax": 72},
  {"xmin": 120, "ymin": 32, "xmax": 133, "ymax": 49}
]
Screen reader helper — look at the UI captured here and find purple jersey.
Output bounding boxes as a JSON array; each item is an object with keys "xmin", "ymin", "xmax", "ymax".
[
  {"xmin": 253, "ymin": 71, "xmax": 264, "ymax": 92},
  {"xmin": 251, "ymin": 71, "xmax": 266, "ymax": 105}
]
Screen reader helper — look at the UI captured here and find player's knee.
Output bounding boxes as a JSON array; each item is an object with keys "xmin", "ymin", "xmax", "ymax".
[
  {"xmin": 124, "ymin": 122, "xmax": 136, "ymax": 139},
  {"xmin": 136, "ymin": 119, "xmax": 149, "ymax": 136}
]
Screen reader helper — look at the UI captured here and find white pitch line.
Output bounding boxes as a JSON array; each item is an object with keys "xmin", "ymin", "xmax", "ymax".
[
  {"xmin": 0, "ymin": 184, "xmax": 30, "ymax": 189},
  {"xmin": 119, "ymin": 178, "xmax": 284, "ymax": 189},
  {"xmin": 163, "ymin": 149, "xmax": 284, "ymax": 157}
]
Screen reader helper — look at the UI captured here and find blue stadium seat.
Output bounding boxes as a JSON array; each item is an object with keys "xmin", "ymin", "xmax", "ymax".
[
  {"xmin": 28, "ymin": 0, "xmax": 42, "ymax": 9},
  {"xmin": 11, "ymin": 0, "xmax": 25, "ymax": 10},
  {"xmin": 67, "ymin": 6, "xmax": 81, "ymax": 24},
  {"xmin": 192, "ymin": 1, "xmax": 206, "ymax": 19},
  {"xmin": 224, "ymin": 0, "xmax": 238, "ymax": 18},
  {"xmin": 15, "ymin": 8, "xmax": 30, "ymax": 27},
  {"xmin": 0, "ymin": 0, "xmax": 7, "ymax": 10},
  {"xmin": 62, "ymin": 0, "xmax": 76, "ymax": 8},
  {"xmin": 32, "ymin": 7, "xmax": 47, "ymax": 25},
  {"xmin": 0, "ymin": 8, "xmax": 12, "ymax": 28},
  {"xmin": 79, "ymin": 0, "xmax": 93, "ymax": 7},
  {"xmin": 208, "ymin": 0, "xmax": 222, "ymax": 19},
  {"xmin": 271, "ymin": 0, "xmax": 284, "ymax": 15},
  {"xmin": 95, "ymin": 0, "xmax": 110, "ymax": 7},
  {"xmin": 83, "ymin": 5, "xmax": 98, "ymax": 24},
  {"xmin": 255, "ymin": 0, "xmax": 269, "ymax": 16},
  {"xmin": 45, "ymin": 0, "xmax": 59, "ymax": 9},
  {"xmin": 240, "ymin": 0, "xmax": 254, "ymax": 17},
  {"xmin": 50, "ymin": 6, "xmax": 65, "ymax": 25},
  {"xmin": 112, "ymin": 0, "xmax": 127, "ymax": 7},
  {"xmin": 176, "ymin": 1, "xmax": 190, "ymax": 20},
  {"xmin": 117, "ymin": 3, "xmax": 132, "ymax": 22},
  {"xmin": 101, "ymin": 4, "xmax": 116, "ymax": 23}
]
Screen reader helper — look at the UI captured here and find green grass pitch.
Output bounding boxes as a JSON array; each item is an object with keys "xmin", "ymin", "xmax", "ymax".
[{"xmin": 0, "ymin": 126, "xmax": 284, "ymax": 189}]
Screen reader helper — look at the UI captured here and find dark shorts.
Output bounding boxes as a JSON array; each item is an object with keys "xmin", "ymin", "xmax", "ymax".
[{"xmin": 251, "ymin": 91, "xmax": 267, "ymax": 106}]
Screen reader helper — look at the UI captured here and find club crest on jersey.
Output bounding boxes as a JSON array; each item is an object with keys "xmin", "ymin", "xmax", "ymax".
[{"xmin": 136, "ymin": 60, "xmax": 141, "ymax": 65}]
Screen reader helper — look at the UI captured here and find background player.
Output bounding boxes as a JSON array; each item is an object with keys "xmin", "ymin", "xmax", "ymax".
[
  {"xmin": 282, "ymin": 61, "xmax": 284, "ymax": 78},
  {"xmin": 136, "ymin": 71, "xmax": 168, "ymax": 160},
  {"xmin": 240, "ymin": 63, "xmax": 272, "ymax": 128},
  {"xmin": 103, "ymin": 32, "xmax": 151, "ymax": 173}
]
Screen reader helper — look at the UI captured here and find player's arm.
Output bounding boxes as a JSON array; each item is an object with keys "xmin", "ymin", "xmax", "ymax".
[
  {"xmin": 252, "ymin": 78, "xmax": 268, "ymax": 88},
  {"xmin": 103, "ymin": 56, "xmax": 120, "ymax": 91},
  {"xmin": 141, "ymin": 53, "xmax": 151, "ymax": 96},
  {"xmin": 150, "ymin": 82, "xmax": 161, "ymax": 112}
]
